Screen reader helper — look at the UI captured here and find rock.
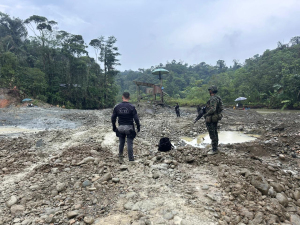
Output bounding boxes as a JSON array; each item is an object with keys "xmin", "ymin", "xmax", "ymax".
[
  {"xmin": 239, "ymin": 168, "xmax": 251, "ymax": 178},
  {"xmin": 29, "ymin": 185, "xmax": 40, "ymax": 190},
  {"xmin": 120, "ymin": 165, "xmax": 128, "ymax": 170},
  {"xmin": 267, "ymin": 166, "xmax": 277, "ymax": 172},
  {"xmin": 151, "ymin": 163, "xmax": 168, "ymax": 170},
  {"xmin": 185, "ymin": 156, "xmax": 194, "ymax": 163},
  {"xmin": 99, "ymin": 173, "xmax": 112, "ymax": 182},
  {"xmin": 238, "ymin": 126, "xmax": 244, "ymax": 131},
  {"xmin": 124, "ymin": 202, "xmax": 134, "ymax": 210},
  {"xmin": 152, "ymin": 173, "xmax": 160, "ymax": 179},
  {"xmin": 272, "ymin": 124, "xmax": 285, "ymax": 131},
  {"xmin": 13, "ymin": 218, "xmax": 21, "ymax": 223},
  {"xmin": 94, "ymin": 158, "xmax": 101, "ymax": 164},
  {"xmin": 36, "ymin": 139, "xmax": 44, "ymax": 147},
  {"xmin": 67, "ymin": 210, "xmax": 79, "ymax": 219},
  {"xmin": 290, "ymin": 214, "xmax": 300, "ymax": 225},
  {"xmin": 45, "ymin": 215, "xmax": 55, "ymax": 223},
  {"xmin": 270, "ymin": 182, "xmax": 285, "ymax": 193},
  {"xmin": 163, "ymin": 212, "xmax": 174, "ymax": 220},
  {"xmin": 54, "ymin": 159, "xmax": 61, "ymax": 164},
  {"xmin": 180, "ymin": 219, "xmax": 191, "ymax": 225},
  {"xmin": 51, "ymin": 168, "xmax": 59, "ymax": 173},
  {"xmin": 56, "ymin": 182, "xmax": 66, "ymax": 192},
  {"xmin": 112, "ymin": 178, "xmax": 120, "ymax": 183},
  {"xmin": 276, "ymin": 193, "xmax": 288, "ymax": 207},
  {"xmin": 267, "ymin": 214, "xmax": 278, "ymax": 224},
  {"xmin": 10, "ymin": 205, "xmax": 25, "ymax": 215},
  {"xmin": 250, "ymin": 212, "xmax": 264, "ymax": 224},
  {"xmin": 268, "ymin": 187, "xmax": 276, "ymax": 197},
  {"xmin": 90, "ymin": 150, "xmax": 99, "ymax": 155},
  {"xmin": 126, "ymin": 192, "xmax": 137, "ymax": 199},
  {"xmin": 74, "ymin": 204, "xmax": 82, "ymax": 210},
  {"xmin": 250, "ymin": 175, "xmax": 270, "ymax": 195},
  {"xmin": 77, "ymin": 157, "xmax": 95, "ymax": 165},
  {"xmin": 202, "ymin": 185, "xmax": 210, "ymax": 190},
  {"xmin": 82, "ymin": 180, "xmax": 92, "ymax": 187},
  {"xmin": 293, "ymin": 190, "xmax": 300, "ymax": 200},
  {"xmin": 205, "ymin": 194, "xmax": 217, "ymax": 201},
  {"xmin": 44, "ymin": 208, "xmax": 59, "ymax": 215},
  {"xmin": 21, "ymin": 219, "xmax": 32, "ymax": 225},
  {"xmin": 132, "ymin": 203, "xmax": 141, "ymax": 211},
  {"xmin": 84, "ymin": 216, "xmax": 95, "ymax": 224},
  {"xmin": 6, "ymin": 195, "xmax": 18, "ymax": 207},
  {"xmin": 240, "ymin": 207, "xmax": 254, "ymax": 220},
  {"xmin": 131, "ymin": 200, "xmax": 156, "ymax": 212},
  {"xmin": 51, "ymin": 190, "xmax": 58, "ymax": 196},
  {"xmin": 279, "ymin": 154, "xmax": 285, "ymax": 160}
]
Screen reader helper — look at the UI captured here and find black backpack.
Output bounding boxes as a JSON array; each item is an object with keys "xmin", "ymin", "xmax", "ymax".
[{"xmin": 158, "ymin": 137, "xmax": 174, "ymax": 152}]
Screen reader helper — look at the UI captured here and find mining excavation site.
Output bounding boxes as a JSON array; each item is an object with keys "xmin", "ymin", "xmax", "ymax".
[{"xmin": 0, "ymin": 105, "xmax": 300, "ymax": 225}]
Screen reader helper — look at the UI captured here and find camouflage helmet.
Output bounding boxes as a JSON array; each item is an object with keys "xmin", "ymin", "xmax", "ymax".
[{"xmin": 208, "ymin": 85, "xmax": 218, "ymax": 93}]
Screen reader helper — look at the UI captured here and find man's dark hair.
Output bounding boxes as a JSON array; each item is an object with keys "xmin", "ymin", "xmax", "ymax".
[{"xmin": 123, "ymin": 92, "xmax": 130, "ymax": 99}]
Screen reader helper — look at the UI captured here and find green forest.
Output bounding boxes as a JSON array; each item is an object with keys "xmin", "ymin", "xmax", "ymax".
[
  {"xmin": 1, "ymin": 12, "xmax": 299, "ymax": 109},
  {"xmin": 0, "ymin": 12, "xmax": 120, "ymax": 109},
  {"xmin": 117, "ymin": 39, "xmax": 300, "ymax": 109}
]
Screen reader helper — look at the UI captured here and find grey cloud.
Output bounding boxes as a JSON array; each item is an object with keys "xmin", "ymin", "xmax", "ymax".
[{"xmin": 2, "ymin": 0, "xmax": 300, "ymax": 70}]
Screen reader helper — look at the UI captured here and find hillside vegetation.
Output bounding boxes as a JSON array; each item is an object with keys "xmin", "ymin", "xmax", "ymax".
[
  {"xmin": 117, "ymin": 39, "xmax": 300, "ymax": 108},
  {"xmin": 0, "ymin": 12, "xmax": 120, "ymax": 109}
]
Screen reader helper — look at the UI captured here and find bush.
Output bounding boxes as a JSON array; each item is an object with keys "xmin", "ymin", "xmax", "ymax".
[
  {"xmin": 65, "ymin": 101, "xmax": 74, "ymax": 109},
  {"xmin": 37, "ymin": 95, "xmax": 48, "ymax": 102}
]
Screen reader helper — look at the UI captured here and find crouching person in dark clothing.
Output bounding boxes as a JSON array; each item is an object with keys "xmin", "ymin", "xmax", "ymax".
[{"xmin": 111, "ymin": 92, "xmax": 140, "ymax": 163}]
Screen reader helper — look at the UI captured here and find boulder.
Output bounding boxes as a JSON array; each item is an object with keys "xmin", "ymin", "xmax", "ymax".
[
  {"xmin": 250, "ymin": 212, "xmax": 264, "ymax": 224},
  {"xmin": 250, "ymin": 175, "xmax": 270, "ymax": 195},
  {"xmin": 77, "ymin": 157, "xmax": 95, "ymax": 165},
  {"xmin": 56, "ymin": 182, "xmax": 66, "ymax": 192},
  {"xmin": 276, "ymin": 193, "xmax": 288, "ymax": 207},
  {"xmin": 84, "ymin": 216, "xmax": 95, "ymax": 224},
  {"xmin": 293, "ymin": 190, "xmax": 300, "ymax": 201},
  {"xmin": 99, "ymin": 173, "xmax": 112, "ymax": 182},
  {"xmin": 290, "ymin": 214, "xmax": 300, "ymax": 225},
  {"xmin": 67, "ymin": 210, "xmax": 79, "ymax": 219},
  {"xmin": 10, "ymin": 205, "xmax": 25, "ymax": 215},
  {"xmin": 6, "ymin": 195, "xmax": 18, "ymax": 207},
  {"xmin": 270, "ymin": 182, "xmax": 285, "ymax": 193}
]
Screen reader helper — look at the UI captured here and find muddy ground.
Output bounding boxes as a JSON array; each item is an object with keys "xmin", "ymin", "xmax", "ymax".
[{"xmin": 0, "ymin": 104, "xmax": 300, "ymax": 225}]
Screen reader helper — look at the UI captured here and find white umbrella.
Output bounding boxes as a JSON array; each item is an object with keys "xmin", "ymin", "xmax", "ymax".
[{"xmin": 235, "ymin": 97, "xmax": 247, "ymax": 101}]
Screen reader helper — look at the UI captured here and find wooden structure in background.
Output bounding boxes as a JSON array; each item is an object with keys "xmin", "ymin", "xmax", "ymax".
[{"xmin": 133, "ymin": 81, "xmax": 164, "ymax": 103}]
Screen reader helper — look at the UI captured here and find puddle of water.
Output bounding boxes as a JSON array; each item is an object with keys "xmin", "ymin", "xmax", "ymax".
[
  {"xmin": 0, "ymin": 126, "xmax": 40, "ymax": 135},
  {"xmin": 255, "ymin": 109, "xmax": 300, "ymax": 115},
  {"xmin": 182, "ymin": 131, "xmax": 259, "ymax": 148}
]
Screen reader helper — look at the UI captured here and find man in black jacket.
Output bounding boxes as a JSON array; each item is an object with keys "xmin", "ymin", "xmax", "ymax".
[
  {"xmin": 175, "ymin": 103, "xmax": 180, "ymax": 117},
  {"xmin": 111, "ymin": 92, "xmax": 140, "ymax": 163}
]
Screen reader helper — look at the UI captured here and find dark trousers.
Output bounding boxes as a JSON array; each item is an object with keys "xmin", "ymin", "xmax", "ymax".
[
  {"xmin": 119, "ymin": 134, "xmax": 134, "ymax": 161},
  {"xmin": 176, "ymin": 110, "xmax": 180, "ymax": 117},
  {"xmin": 206, "ymin": 122, "xmax": 218, "ymax": 151}
]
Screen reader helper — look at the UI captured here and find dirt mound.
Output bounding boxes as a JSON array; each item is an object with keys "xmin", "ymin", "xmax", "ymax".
[{"xmin": 0, "ymin": 88, "xmax": 21, "ymax": 108}]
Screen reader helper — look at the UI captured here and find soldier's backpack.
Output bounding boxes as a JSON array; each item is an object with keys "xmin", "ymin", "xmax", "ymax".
[{"xmin": 158, "ymin": 137, "xmax": 174, "ymax": 152}]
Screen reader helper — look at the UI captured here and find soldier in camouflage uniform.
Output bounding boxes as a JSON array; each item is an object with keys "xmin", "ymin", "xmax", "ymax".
[{"xmin": 203, "ymin": 85, "xmax": 223, "ymax": 155}]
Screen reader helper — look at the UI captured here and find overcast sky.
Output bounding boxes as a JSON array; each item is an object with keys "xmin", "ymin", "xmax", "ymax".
[{"xmin": 1, "ymin": 0, "xmax": 300, "ymax": 71}]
